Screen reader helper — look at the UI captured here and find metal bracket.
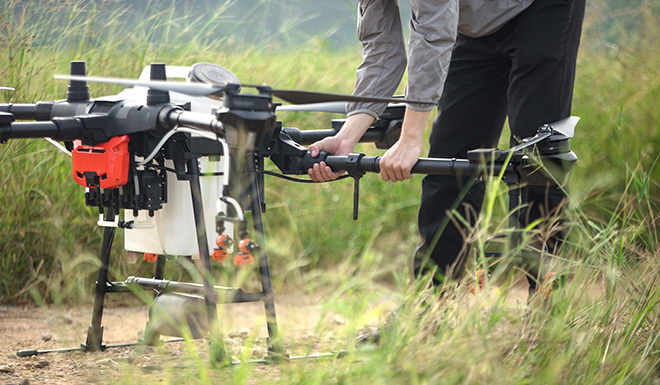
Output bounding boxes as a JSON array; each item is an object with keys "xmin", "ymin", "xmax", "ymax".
[
  {"xmin": 96, "ymin": 213, "xmax": 155, "ymax": 229},
  {"xmin": 345, "ymin": 153, "xmax": 366, "ymax": 220}
]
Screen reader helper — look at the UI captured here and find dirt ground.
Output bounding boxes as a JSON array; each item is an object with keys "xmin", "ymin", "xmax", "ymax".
[
  {"xmin": 0, "ymin": 283, "xmax": 532, "ymax": 385},
  {"xmin": 0, "ymin": 292, "xmax": 386, "ymax": 384}
]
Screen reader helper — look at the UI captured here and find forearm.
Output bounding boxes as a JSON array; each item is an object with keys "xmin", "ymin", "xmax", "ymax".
[
  {"xmin": 400, "ymin": 108, "xmax": 430, "ymax": 143},
  {"xmin": 336, "ymin": 113, "xmax": 376, "ymax": 144},
  {"xmin": 336, "ymin": 108, "xmax": 427, "ymax": 148}
]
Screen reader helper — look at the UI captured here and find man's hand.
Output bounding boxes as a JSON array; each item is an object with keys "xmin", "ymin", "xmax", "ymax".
[
  {"xmin": 308, "ymin": 113, "xmax": 375, "ymax": 182},
  {"xmin": 307, "ymin": 135, "xmax": 356, "ymax": 181},
  {"xmin": 379, "ymin": 136, "xmax": 422, "ymax": 181},
  {"xmin": 379, "ymin": 108, "xmax": 430, "ymax": 182}
]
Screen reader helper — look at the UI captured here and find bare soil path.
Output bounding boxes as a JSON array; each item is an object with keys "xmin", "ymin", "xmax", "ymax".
[
  {"xmin": 0, "ymin": 293, "xmax": 378, "ymax": 384},
  {"xmin": 0, "ymin": 283, "xmax": 532, "ymax": 385}
]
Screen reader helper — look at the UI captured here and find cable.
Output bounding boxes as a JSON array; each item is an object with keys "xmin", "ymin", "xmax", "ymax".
[
  {"xmin": 145, "ymin": 163, "xmax": 223, "ymax": 177},
  {"xmin": 44, "ymin": 137, "xmax": 71, "ymax": 157},
  {"xmin": 262, "ymin": 170, "xmax": 350, "ymax": 183},
  {"xmin": 136, "ymin": 125, "xmax": 226, "ymax": 167},
  {"xmin": 136, "ymin": 126, "xmax": 181, "ymax": 166},
  {"xmin": 176, "ymin": 126, "xmax": 220, "ymax": 141}
]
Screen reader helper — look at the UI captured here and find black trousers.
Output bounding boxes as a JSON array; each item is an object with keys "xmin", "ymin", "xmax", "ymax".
[{"xmin": 415, "ymin": 0, "xmax": 585, "ymax": 280}]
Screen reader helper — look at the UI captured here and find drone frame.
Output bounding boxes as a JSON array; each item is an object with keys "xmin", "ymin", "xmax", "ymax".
[{"xmin": 1, "ymin": 62, "xmax": 578, "ymax": 363}]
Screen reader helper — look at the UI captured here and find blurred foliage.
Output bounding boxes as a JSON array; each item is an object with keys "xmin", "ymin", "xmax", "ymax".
[
  {"xmin": 0, "ymin": 0, "xmax": 657, "ymax": 305},
  {"xmin": 0, "ymin": 2, "xmax": 658, "ymax": 384}
]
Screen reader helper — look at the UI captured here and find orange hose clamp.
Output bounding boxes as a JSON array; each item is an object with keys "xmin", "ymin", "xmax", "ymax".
[
  {"xmin": 72, "ymin": 135, "xmax": 130, "ymax": 189},
  {"xmin": 212, "ymin": 248, "xmax": 229, "ymax": 262}
]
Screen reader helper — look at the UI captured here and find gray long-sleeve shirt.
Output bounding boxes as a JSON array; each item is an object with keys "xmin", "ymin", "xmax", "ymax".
[{"xmin": 346, "ymin": 0, "xmax": 534, "ymax": 118}]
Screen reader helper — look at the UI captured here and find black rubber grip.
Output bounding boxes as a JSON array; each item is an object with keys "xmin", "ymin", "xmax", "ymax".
[{"xmin": 358, "ymin": 156, "xmax": 381, "ymax": 173}]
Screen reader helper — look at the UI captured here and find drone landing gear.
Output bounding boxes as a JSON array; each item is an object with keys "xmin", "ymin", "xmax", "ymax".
[
  {"xmin": 16, "ymin": 156, "xmax": 285, "ymax": 362},
  {"xmin": 15, "ymin": 209, "xmax": 183, "ymax": 358}
]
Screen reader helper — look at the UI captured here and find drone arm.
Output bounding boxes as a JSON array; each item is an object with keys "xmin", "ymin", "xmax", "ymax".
[
  {"xmin": 1, "ymin": 121, "xmax": 61, "ymax": 140},
  {"xmin": 0, "ymin": 116, "xmax": 108, "ymax": 143},
  {"xmin": 160, "ymin": 108, "xmax": 224, "ymax": 135},
  {"xmin": 0, "ymin": 102, "xmax": 54, "ymax": 121},
  {"xmin": 280, "ymin": 127, "xmax": 383, "ymax": 145},
  {"xmin": 322, "ymin": 154, "xmax": 498, "ymax": 176},
  {"xmin": 274, "ymin": 147, "xmax": 503, "ymax": 177},
  {"xmin": 0, "ymin": 104, "xmax": 36, "ymax": 120}
]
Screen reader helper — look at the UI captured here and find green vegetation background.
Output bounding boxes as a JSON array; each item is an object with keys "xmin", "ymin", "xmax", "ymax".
[
  {"xmin": 0, "ymin": 0, "xmax": 656, "ymax": 303},
  {"xmin": 0, "ymin": 1, "xmax": 658, "ymax": 383}
]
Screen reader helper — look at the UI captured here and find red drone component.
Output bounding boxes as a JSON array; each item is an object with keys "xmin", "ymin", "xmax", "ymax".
[
  {"xmin": 72, "ymin": 135, "xmax": 130, "ymax": 189},
  {"xmin": 234, "ymin": 238, "xmax": 256, "ymax": 266},
  {"xmin": 143, "ymin": 253, "xmax": 158, "ymax": 263}
]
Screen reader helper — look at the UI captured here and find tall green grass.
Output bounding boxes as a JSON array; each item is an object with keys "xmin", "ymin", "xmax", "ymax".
[
  {"xmin": 0, "ymin": 1, "xmax": 658, "ymax": 383},
  {"xmin": 0, "ymin": 0, "xmax": 657, "ymax": 302}
]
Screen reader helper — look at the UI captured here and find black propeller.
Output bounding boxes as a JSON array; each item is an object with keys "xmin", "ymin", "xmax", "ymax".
[{"xmin": 55, "ymin": 75, "xmax": 436, "ymax": 106}]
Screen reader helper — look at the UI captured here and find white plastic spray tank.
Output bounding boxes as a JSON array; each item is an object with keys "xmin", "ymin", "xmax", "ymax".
[{"xmin": 123, "ymin": 65, "xmax": 232, "ymax": 257}]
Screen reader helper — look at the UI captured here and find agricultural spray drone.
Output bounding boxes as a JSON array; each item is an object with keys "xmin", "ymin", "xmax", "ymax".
[{"xmin": 0, "ymin": 62, "xmax": 578, "ymax": 361}]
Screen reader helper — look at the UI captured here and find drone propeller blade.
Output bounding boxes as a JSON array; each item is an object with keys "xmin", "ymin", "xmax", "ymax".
[
  {"xmin": 276, "ymin": 102, "xmax": 346, "ymax": 114},
  {"xmin": 54, "ymin": 75, "xmax": 226, "ymax": 98},
  {"xmin": 55, "ymin": 75, "xmax": 435, "ymax": 106},
  {"xmin": 549, "ymin": 116, "xmax": 579, "ymax": 138},
  {"xmin": 269, "ymin": 89, "xmax": 434, "ymax": 106},
  {"xmin": 0, "ymin": 87, "xmax": 15, "ymax": 91}
]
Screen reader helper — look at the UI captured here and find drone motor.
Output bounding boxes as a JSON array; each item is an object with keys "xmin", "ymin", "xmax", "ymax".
[{"xmin": 189, "ymin": 63, "xmax": 240, "ymax": 88}]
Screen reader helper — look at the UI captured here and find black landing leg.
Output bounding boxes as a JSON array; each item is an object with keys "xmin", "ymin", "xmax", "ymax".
[
  {"xmin": 187, "ymin": 157, "xmax": 226, "ymax": 362},
  {"xmin": 246, "ymin": 154, "xmax": 284, "ymax": 359},
  {"xmin": 84, "ymin": 207, "xmax": 117, "ymax": 352}
]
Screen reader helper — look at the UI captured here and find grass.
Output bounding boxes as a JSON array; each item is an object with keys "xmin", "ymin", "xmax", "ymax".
[{"xmin": 0, "ymin": 1, "xmax": 658, "ymax": 384}]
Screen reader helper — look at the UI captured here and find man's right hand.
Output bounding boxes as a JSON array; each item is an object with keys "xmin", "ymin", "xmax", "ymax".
[{"xmin": 307, "ymin": 113, "xmax": 375, "ymax": 182}]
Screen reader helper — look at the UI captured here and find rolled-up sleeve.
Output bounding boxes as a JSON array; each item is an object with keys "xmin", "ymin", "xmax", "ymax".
[
  {"xmin": 347, "ymin": 0, "xmax": 459, "ymax": 117},
  {"xmin": 346, "ymin": 0, "xmax": 407, "ymax": 119},
  {"xmin": 406, "ymin": 0, "xmax": 458, "ymax": 111}
]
